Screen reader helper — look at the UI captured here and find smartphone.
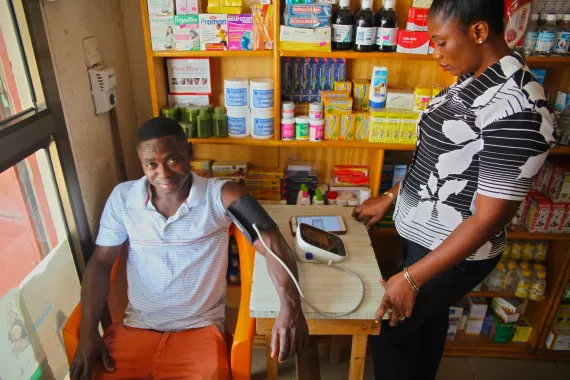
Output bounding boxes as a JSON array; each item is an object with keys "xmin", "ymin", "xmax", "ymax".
[{"xmin": 290, "ymin": 215, "xmax": 347, "ymax": 235}]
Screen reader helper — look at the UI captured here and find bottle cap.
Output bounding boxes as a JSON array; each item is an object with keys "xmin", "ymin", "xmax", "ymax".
[
  {"xmin": 521, "ymin": 261, "xmax": 530, "ymax": 269},
  {"xmin": 361, "ymin": 0, "xmax": 372, "ymax": 9},
  {"xmin": 339, "ymin": 0, "xmax": 350, "ymax": 7},
  {"xmin": 522, "ymin": 270, "xmax": 532, "ymax": 277},
  {"xmin": 199, "ymin": 108, "xmax": 209, "ymax": 117},
  {"xmin": 214, "ymin": 107, "xmax": 225, "ymax": 115},
  {"xmin": 537, "ymin": 271, "xmax": 546, "ymax": 279},
  {"xmin": 547, "ymin": 14, "xmax": 557, "ymax": 21},
  {"xmin": 328, "ymin": 191, "xmax": 338, "ymax": 200},
  {"xmin": 530, "ymin": 13, "xmax": 539, "ymax": 21},
  {"xmin": 508, "ymin": 260, "xmax": 517, "ymax": 269},
  {"xmin": 497, "ymin": 262, "xmax": 505, "ymax": 271},
  {"xmin": 316, "ymin": 189, "xmax": 324, "ymax": 201}
]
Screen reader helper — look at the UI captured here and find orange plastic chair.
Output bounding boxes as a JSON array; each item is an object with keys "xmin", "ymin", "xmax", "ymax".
[{"xmin": 62, "ymin": 225, "xmax": 257, "ymax": 380}]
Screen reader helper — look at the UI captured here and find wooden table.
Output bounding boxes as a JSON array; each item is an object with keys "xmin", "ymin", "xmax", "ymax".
[{"xmin": 250, "ymin": 206, "xmax": 386, "ymax": 380}]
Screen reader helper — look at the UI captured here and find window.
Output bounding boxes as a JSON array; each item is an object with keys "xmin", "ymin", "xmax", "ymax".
[{"xmin": 0, "ymin": 0, "xmax": 91, "ymax": 378}]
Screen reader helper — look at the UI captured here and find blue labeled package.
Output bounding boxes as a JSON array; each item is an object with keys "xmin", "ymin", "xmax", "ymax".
[
  {"xmin": 226, "ymin": 88, "xmax": 248, "ymax": 107},
  {"xmin": 302, "ymin": 58, "xmax": 310, "ymax": 90},
  {"xmin": 282, "ymin": 58, "xmax": 293, "ymax": 95},
  {"xmin": 284, "ymin": 4, "xmax": 332, "ymax": 17},
  {"xmin": 320, "ymin": 58, "xmax": 331, "ymax": 91},
  {"xmin": 284, "ymin": 14, "xmax": 331, "ymax": 28},
  {"xmin": 334, "ymin": 58, "xmax": 347, "ymax": 83},
  {"xmin": 228, "ymin": 116, "xmax": 247, "ymax": 135},
  {"xmin": 530, "ymin": 69, "xmax": 546, "ymax": 85},
  {"xmin": 294, "ymin": 58, "xmax": 303, "ymax": 92},
  {"xmin": 253, "ymin": 117, "xmax": 274, "ymax": 137},
  {"xmin": 310, "ymin": 58, "xmax": 319, "ymax": 91}
]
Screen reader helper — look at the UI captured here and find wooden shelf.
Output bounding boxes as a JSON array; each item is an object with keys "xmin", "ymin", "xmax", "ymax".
[
  {"xmin": 280, "ymin": 50, "xmax": 436, "ymax": 61},
  {"xmin": 536, "ymin": 349, "xmax": 570, "ymax": 360},
  {"xmin": 444, "ymin": 331, "xmax": 534, "ymax": 358},
  {"xmin": 550, "ymin": 145, "xmax": 570, "ymax": 155},
  {"xmin": 507, "ymin": 226, "xmax": 570, "ymax": 241},
  {"xmin": 526, "ymin": 56, "xmax": 570, "ymax": 64},
  {"xmin": 152, "ymin": 50, "xmax": 273, "ymax": 58},
  {"xmin": 188, "ymin": 137, "xmax": 416, "ymax": 150},
  {"xmin": 467, "ymin": 285, "xmax": 516, "ymax": 299}
]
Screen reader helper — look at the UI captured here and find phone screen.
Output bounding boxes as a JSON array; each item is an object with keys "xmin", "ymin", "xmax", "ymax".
[{"xmin": 296, "ymin": 216, "xmax": 343, "ymax": 231}]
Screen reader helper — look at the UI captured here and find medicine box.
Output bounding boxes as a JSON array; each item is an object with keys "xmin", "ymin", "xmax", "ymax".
[
  {"xmin": 449, "ymin": 305, "xmax": 463, "ymax": 320},
  {"xmin": 512, "ymin": 318, "xmax": 533, "ymax": 343},
  {"xmin": 561, "ymin": 205, "xmax": 570, "ymax": 233},
  {"xmin": 396, "ymin": 31, "xmax": 429, "ymax": 54},
  {"xmin": 493, "ymin": 297, "xmax": 524, "ymax": 314},
  {"xmin": 446, "ymin": 319, "xmax": 459, "ymax": 341},
  {"xmin": 548, "ymin": 202, "xmax": 567, "ymax": 232},
  {"xmin": 354, "ymin": 113, "xmax": 370, "ymax": 140},
  {"xmin": 150, "ymin": 16, "xmax": 176, "ymax": 51},
  {"xmin": 546, "ymin": 326, "xmax": 570, "ymax": 350},
  {"xmin": 555, "ymin": 91, "xmax": 570, "ymax": 112},
  {"xmin": 176, "ymin": 0, "xmax": 199, "ymax": 14},
  {"xmin": 465, "ymin": 319, "xmax": 484, "ymax": 335},
  {"xmin": 530, "ymin": 69, "xmax": 546, "ymax": 86},
  {"xmin": 525, "ymin": 196, "xmax": 553, "ymax": 232},
  {"xmin": 280, "ymin": 26, "xmax": 331, "ymax": 52},
  {"xmin": 412, "ymin": 0, "xmax": 433, "ymax": 8},
  {"xmin": 481, "ymin": 313, "xmax": 494, "ymax": 334},
  {"xmin": 339, "ymin": 114, "xmax": 356, "ymax": 140},
  {"xmin": 168, "ymin": 94, "xmax": 211, "ymax": 106},
  {"xmin": 407, "ymin": 8, "xmax": 428, "ymax": 32},
  {"xmin": 148, "ymin": 0, "xmax": 174, "ymax": 16},
  {"xmin": 491, "ymin": 299, "xmax": 521, "ymax": 324},
  {"xmin": 284, "ymin": 4, "xmax": 332, "ymax": 28},
  {"xmin": 334, "ymin": 81, "xmax": 352, "ymax": 93},
  {"xmin": 212, "ymin": 161, "xmax": 248, "ymax": 177},
  {"xmin": 325, "ymin": 114, "xmax": 340, "ymax": 140},
  {"xmin": 399, "ymin": 111, "xmax": 419, "ymax": 144},
  {"xmin": 386, "ymin": 87, "xmax": 414, "ymax": 109},
  {"xmin": 321, "ymin": 91, "xmax": 351, "ymax": 103},
  {"xmin": 166, "ymin": 58, "xmax": 212, "ymax": 94},
  {"xmin": 491, "ymin": 315, "xmax": 516, "ymax": 343},
  {"xmin": 540, "ymin": 160, "xmax": 556, "ymax": 193},
  {"xmin": 547, "ymin": 163, "xmax": 570, "ymax": 202},
  {"xmin": 174, "ymin": 15, "xmax": 200, "ymax": 51},
  {"xmin": 252, "ymin": 5, "xmax": 274, "ymax": 50},
  {"xmin": 227, "ymin": 14, "xmax": 253, "ymax": 50},
  {"xmin": 352, "ymin": 79, "xmax": 370, "ymax": 111},
  {"xmin": 199, "ymin": 14, "xmax": 228, "ymax": 51},
  {"xmin": 324, "ymin": 98, "xmax": 353, "ymax": 114},
  {"xmin": 554, "ymin": 304, "xmax": 570, "ymax": 326},
  {"xmin": 468, "ymin": 297, "xmax": 488, "ymax": 320}
]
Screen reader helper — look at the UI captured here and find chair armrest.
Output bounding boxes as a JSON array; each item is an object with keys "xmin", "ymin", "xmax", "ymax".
[{"xmin": 62, "ymin": 302, "xmax": 82, "ymax": 365}]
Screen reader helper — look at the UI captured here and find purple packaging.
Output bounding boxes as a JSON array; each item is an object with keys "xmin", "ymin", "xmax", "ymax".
[
  {"xmin": 302, "ymin": 59, "xmax": 310, "ymax": 90},
  {"xmin": 294, "ymin": 58, "xmax": 303, "ymax": 92},
  {"xmin": 310, "ymin": 58, "xmax": 319, "ymax": 91},
  {"xmin": 227, "ymin": 14, "xmax": 253, "ymax": 51},
  {"xmin": 282, "ymin": 58, "xmax": 293, "ymax": 94},
  {"xmin": 319, "ymin": 58, "xmax": 331, "ymax": 91}
]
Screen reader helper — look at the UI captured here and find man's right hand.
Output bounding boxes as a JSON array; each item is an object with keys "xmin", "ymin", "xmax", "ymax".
[
  {"xmin": 70, "ymin": 332, "xmax": 114, "ymax": 380},
  {"xmin": 353, "ymin": 195, "xmax": 394, "ymax": 229}
]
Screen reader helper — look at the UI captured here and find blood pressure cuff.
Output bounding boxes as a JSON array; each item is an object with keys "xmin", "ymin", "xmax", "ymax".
[{"xmin": 227, "ymin": 194, "xmax": 278, "ymax": 244}]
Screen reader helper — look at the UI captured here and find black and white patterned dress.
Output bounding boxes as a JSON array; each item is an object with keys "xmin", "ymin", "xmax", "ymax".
[{"xmin": 394, "ymin": 51, "xmax": 556, "ymax": 261}]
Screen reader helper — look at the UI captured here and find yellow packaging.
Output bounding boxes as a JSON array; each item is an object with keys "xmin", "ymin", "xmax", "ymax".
[
  {"xmin": 339, "ymin": 114, "xmax": 356, "ymax": 140},
  {"xmin": 334, "ymin": 81, "xmax": 352, "ymax": 93},
  {"xmin": 512, "ymin": 318, "xmax": 533, "ymax": 343},
  {"xmin": 354, "ymin": 113, "xmax": 370, "ymax": 140},
  {"xmin": 320, "ymin": 90, "xmax": 350, "ymax": 103},
  {"xmin": 247, "ymin": 167, "xmax": 284, "ymax": 178},
  {"xmin": 352, "ymin": 79, "xmax": 370, "ymax": 111},
  {"xmin": 399, "ymin": 111, "xmax": 420, "ymax": 144},
  {"xmin": 325, "ymin": 114, "xmax": 340, "ymax": 140},
  {"xmin": 324, "ymin": 98, "xmax": 353, "ymax": 114},
  {"xmin": 384, "ymin": 110, "xmax": 401, "ymax": 143},
  {"xmin": 432, "ymin": 84, "xmax": 445, "ymax": 98},
  {"xmin": 414, "ymin": 85, "xmax": 432, "ymax": 112}
]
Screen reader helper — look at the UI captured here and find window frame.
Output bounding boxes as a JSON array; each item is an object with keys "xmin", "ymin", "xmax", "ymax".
[{"xmin": 0, "ymin": 0, "xmax": 93, "ymax": 276}]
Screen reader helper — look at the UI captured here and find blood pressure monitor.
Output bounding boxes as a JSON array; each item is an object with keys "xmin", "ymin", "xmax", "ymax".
[{"xmin": 295, "ymin": 223, "xmax": 347, "ymax": 263}]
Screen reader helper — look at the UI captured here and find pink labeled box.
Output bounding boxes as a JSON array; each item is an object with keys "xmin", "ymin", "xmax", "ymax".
[
  {"xmin": 396, "ymin": 31, "xmax": 429, "ymax": 54},
  {"xmin": 228, "ymin": 14, "xmax": 253, "ymax": 51}
]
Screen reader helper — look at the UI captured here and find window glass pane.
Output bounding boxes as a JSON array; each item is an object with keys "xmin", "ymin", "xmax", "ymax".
[
  {"xmin": 0, "ymin": 148, "xmax": 79, "ymax": 379},
  {"xmin": 0, "ymin": 0, "xmax": 39, "ymax": 120}
]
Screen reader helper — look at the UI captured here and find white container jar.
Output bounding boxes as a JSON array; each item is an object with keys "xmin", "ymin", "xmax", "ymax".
[
  {"xmin": 309, "ymin": 119, "xmax": 325, "ymax": 142},
  {"xmin": 309, "ymin": 102, "xmax": 323, "ymax": 120},
  {"xmin": 251, "ymin": 108, "xmax": 274, "ymax": 139},
  {"xmin": 227, "ymin": 107, "xmax": 250, "ymax": 138},
  {"xmin": 281, "ymin": 101, "xmax": 295, "ymax": 119},
  {"xmin": 281, "ymin": 118, "xmax": 295, "ymax": 140},
  {"xmin": 250, "ymin": 79, "xmax": 274, "ymax": 109},
  {"xmin": 225, "ymin": 78, "xmax": 249, "ymax": 108}
]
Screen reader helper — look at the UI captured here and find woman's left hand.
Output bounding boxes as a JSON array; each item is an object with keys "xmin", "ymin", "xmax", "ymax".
[{"xmin": 375, "ymin": 272, "xmax": 418, "ymax": 326}]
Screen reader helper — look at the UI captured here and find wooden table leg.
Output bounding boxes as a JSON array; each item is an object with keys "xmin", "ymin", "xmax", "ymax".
[
  {"xmin": 348, "ymin": 335, "xmax": 368, "ymax": 380},
  {"xmin": 296, "ymin": 336, "xmax": 321, "ymax": 380},
  {"xmin": 330, "ymin": 336, "xmax": 342, "ymax": 364},
  {"xmin": 265, "ymin": 335, "xmax": 278, "ymax": 380}
]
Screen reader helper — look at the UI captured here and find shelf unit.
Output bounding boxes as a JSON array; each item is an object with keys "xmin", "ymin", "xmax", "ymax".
[{"xmin": 139, "ymin": 0, "xmax": 570, "ymax": 360}]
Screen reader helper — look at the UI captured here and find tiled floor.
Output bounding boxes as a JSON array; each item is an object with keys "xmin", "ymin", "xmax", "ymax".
[{"xmin": 250, "ymin": 347, "xmax": 570, "ymax": 380}]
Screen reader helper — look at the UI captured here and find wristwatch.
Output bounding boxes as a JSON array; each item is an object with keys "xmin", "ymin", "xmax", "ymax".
[{"xmin": 383, "ymin": 191, "xmax": 396, "ymax": 206}]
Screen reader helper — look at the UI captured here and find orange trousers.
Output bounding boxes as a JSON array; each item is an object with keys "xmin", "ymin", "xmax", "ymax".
[{"xmin": 94, "ymin": 323, "xmax": 230, "ymax": 379}]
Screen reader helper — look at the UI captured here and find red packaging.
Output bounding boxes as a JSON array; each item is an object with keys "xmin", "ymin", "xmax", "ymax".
[
  {"xmin": 504, "ymin": 0, "xmax": 532, "ymax": 49},
  {"xmin": 525, "ymin": 196, "xmax": 552, "ymax": 232},
  {"xmin": 396, "ymin": 31, "xmax": 430, "ymax": 54},
  {"xmin": 407, "ymin": 8, "xmax": 429, "ymax": 32},
  {"xmin": 428, "ymin": 39, "xmax": 435, "ymax": 54},
  {"xmin": 547, "ymin": 202, "xmax": 567, "ymax": 232}
]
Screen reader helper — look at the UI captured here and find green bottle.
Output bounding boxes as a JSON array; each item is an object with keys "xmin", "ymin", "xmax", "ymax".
[
  {"xmin": 197, "ymin": 108, "xmax": 213, "ymax": 138},
  {"xmin": 161, "ymin": 107, "xmax": 178, "ymax": 120},
  {"xmin": 213, "ymin": 107, "xmax": 228, "ymax": 137},
  {"xmin": 205, "ymin": 104, "xmax": 214, "ymax": 114}
]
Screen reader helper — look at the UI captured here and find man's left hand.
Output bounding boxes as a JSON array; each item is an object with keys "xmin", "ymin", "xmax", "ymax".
[
  {"xmin": 272, "ymin": 298, "xmax": 309, "ymax": 362},
  {"xmin": 375, "ymin": 272, "xmax": 418, "ymax": 327}
]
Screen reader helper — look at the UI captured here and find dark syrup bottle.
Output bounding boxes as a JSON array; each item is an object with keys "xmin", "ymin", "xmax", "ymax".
[
  {"xmin": 353, "ymin": 0, "xmax": 376, "ymax": 52},
  {"xmin": 332, "ymin": 0, "xmax": 354, "ymax": 51},
  {"xmin": 375, "ymin": 0, "xmax": 399, "ymax": 52}
]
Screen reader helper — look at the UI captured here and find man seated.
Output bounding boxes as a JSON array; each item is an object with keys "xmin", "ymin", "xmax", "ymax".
[{"xmin": 70, "ymin": 117, "xmax": 308, "ymax": 379}]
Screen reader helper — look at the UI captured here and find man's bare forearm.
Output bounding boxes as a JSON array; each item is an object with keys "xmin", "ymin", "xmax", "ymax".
[{"xmin": 79, "ymin": 259, "xmax": 113, "ymax": 336}]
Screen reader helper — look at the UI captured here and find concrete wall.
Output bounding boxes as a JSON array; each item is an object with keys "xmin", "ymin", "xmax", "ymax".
[{"xmin": 41, "ymin": 0, "xmax": 144, "ymax": 237}]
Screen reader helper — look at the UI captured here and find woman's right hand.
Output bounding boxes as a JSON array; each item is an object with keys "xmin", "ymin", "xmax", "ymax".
[{"xmin": 353, "ymin": 195, "xmax": 394, "ymax": 229}]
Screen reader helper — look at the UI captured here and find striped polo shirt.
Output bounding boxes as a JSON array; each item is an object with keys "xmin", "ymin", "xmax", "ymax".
[
  {"xmin": 394, "ymin": 51, "xmax": 555, "ymax": 261},
  {"xmin": 96, "ymin": 174, "xmax": 231, "ymax": 331}
]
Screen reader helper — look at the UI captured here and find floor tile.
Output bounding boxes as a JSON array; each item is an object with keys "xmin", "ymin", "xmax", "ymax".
[
  {"xmin": 469, "ymin": 357, "xmax": 565, "ymax": 380},
  {"xmin": 436, "ymin": 357, "xmax": 474, "ymax": 380},
  {"xmin": 251, "ymin": 347, "xmax": 295, "ymax": 380},
  {"xmin": 556, "ymin": 361, "xmax": 570, "ymax": 378}
]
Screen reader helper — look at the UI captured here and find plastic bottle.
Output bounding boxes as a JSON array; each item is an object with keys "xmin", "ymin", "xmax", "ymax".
[
  {"xmin": 297, "ymin": 184, "xmax": 309, "ymax": 205},
  {"xmin": 529, "ymin": 270, "xmax": 547, "ymax": 301},
  {"xmin": 213, "ymin": 107, "xmax": 228, "ymax": 137},
  {"xmin": 181, "ymin": 108, "xmax": 199, "ymax": 138},
  {"xmin": 554, "ymin": 14, "xmax": 570, "ymax": 56},
  {"xmin": 558, "ymin": 106, "xmax": 570, "ymax": 146},
  {"xmin": 375, "ymin": 0, "xmax": 398, "ymax": 52},
  {"xmin": 313, "ymin": 189, "xmax": 325, "ymax": 205},
  {"xmin": 523, "ymin": 13, "xmax": 539, "ymax": 56},
  {"xmin": 197, "ymin": 108, "xmax": 213, "ymax": 138},
  {"xmin": 353, "ymin": 0, "xmax": 376, "ymax": 52},
  {"xmin": 535, "ymin": 14, "xmax": 559, "ymax": 56},
  {"xmin": 515, "ymin": 269, "xmax": 532, "ymax": 299},
  {"xmin": 332, "ymin": 0, "xmax": 354, "ymax": 51},
  {"xmin": 327, "ymin": 191, "xmax": 338, "ymax": 205},
  {"xmin": 485, "ymin": 262, "xmax": 507, "ymax": 291},
  {"xmin": 510, "ymin": 240, "xmax": 523, "ymax": 260},
  {"xmin": 518, "ymin": 260, "xmax": 530, "ymax": 277},
  {"xmin": 503, "ymin": 260, "xmax": 521, "ymax": 292}
]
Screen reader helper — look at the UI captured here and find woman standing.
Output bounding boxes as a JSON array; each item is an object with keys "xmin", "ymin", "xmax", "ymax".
[{"xmin": 353, "ymin": 1, "xmax": 556, "ymax": 379}]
